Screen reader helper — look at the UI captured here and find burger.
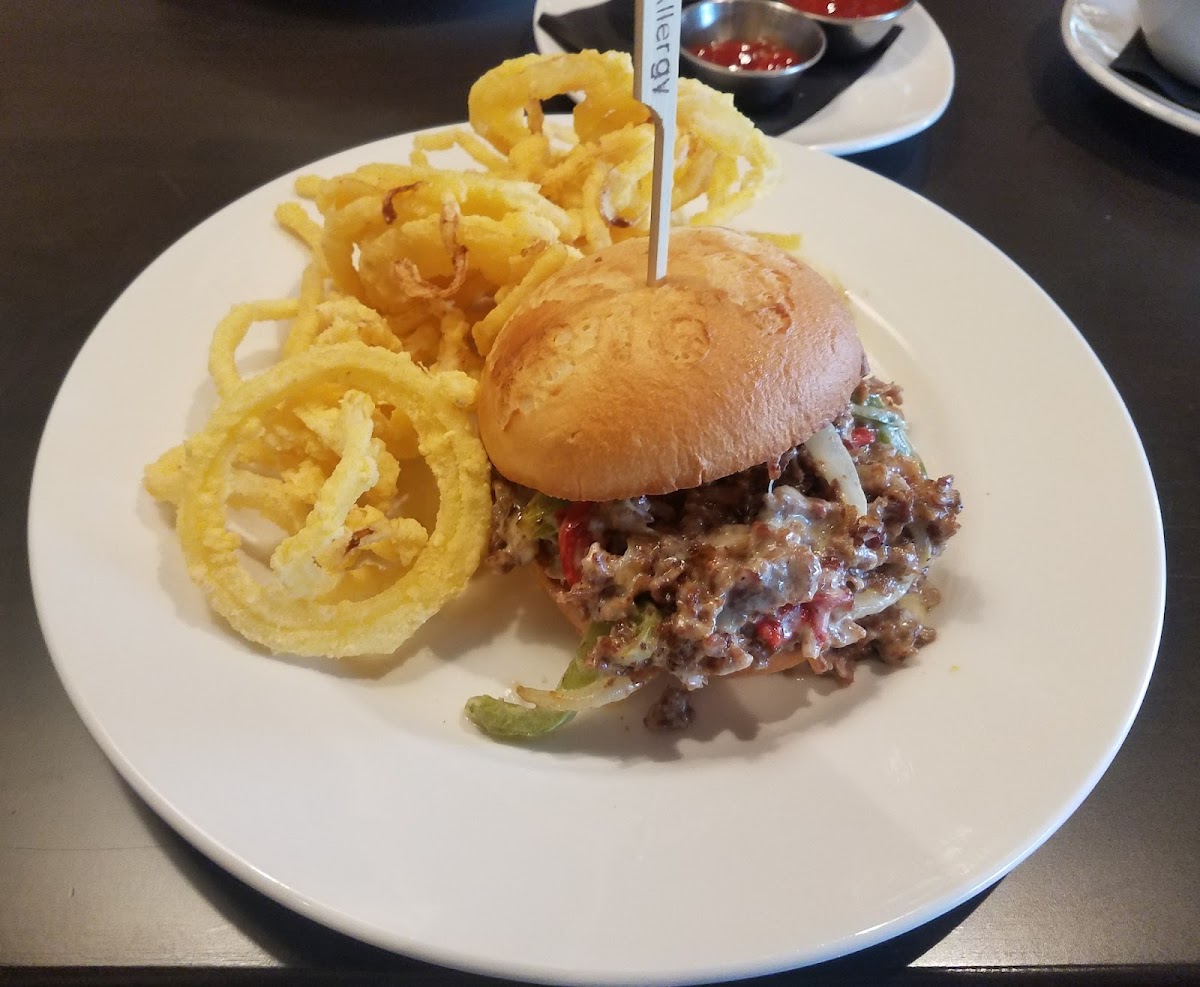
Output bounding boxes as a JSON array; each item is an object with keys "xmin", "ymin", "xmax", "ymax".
[{"xmin": 471, "ymin": 227, "xmax": 961, "ymax": 735}]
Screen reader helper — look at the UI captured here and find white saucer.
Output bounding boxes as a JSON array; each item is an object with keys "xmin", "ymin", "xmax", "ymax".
[
  {"xmin": 1062, "ymin": 0, "xmax": 1200, "ymax": 137},
  {"xmin": 533, "ymin": 0, "xmax": 955, "ymax": 155}
]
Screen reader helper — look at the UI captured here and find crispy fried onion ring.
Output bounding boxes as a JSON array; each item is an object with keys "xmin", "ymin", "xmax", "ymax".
[
  {"xmin": 468, "ymin": 51, "xmax": 636, "ymax": 153},
  {"xmin": 389, "ymin": 195, "xmax": 468, "ymax": 299},
  {"xmin": 172, "ymin": 342, "xmax": 490, "ymax": 658}
]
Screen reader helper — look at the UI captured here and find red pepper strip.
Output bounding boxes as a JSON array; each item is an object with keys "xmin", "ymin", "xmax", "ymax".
[
  {"xmin": 556, "ymin": 503, "xmax": 592, "ymax": 586},
  {"xmin": 755, "ymin": 603, "xmax": 801, "ymax": 650},
  {"xmin": 806, "ymin": 589, "xmax": 854, "ymax": 646},
  {"xmin": 755, "ymin": 615, "xmax": 786, "ymax": 650},
  {"xmin": 754, "ymin": 589, "xmax": 854, "ymax": 652},
  {"xmin": 849, "ymin": 426, "xmax": 875, "ymax": 448}
]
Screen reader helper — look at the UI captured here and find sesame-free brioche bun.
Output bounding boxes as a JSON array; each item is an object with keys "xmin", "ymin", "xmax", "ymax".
[{"xmin": 477, "ymin": 227, "xmax": 865, "ymax": 501}]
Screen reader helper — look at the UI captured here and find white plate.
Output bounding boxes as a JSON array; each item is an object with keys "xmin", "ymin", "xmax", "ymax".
[
  {"xmin": 29, "ymin": 128, "xmax": 1163, "ymax": 985},
  {"xmin": 1062, "ymin": 0, "xmax": 1200, "ymax": 137},
  {"xmin": 533, "ymin": 0, "xmax": 955, "ymax": 155}
]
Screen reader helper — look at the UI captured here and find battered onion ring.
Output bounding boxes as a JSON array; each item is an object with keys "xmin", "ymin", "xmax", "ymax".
[
  {"xmin": 468, "ymin": 50, "xmax": 636, "ymax": 153},
  {"xmin": 174, "ymin": 342, "xmax": 490, "ymax": 658}
]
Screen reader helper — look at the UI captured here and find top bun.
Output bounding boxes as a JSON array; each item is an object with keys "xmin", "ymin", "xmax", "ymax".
[{"xmin": 477, "ymin": 227, "xmax": 865, "ymax": 501}]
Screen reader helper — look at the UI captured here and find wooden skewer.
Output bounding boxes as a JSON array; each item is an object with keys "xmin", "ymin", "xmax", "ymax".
[{"xmin": 633, "ymin": 0, "xmax": 682, "ymax": 286}]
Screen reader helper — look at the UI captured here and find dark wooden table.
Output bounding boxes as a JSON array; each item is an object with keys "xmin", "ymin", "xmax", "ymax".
[{"xmin": 3, "ymin": 1, "xmax": 1198, "ymax": 984}]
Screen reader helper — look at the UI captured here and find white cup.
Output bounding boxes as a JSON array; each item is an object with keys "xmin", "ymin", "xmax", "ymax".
[{"xmin": 1138, "ymin": 0, "xmax": 1200, "ymax": 88}]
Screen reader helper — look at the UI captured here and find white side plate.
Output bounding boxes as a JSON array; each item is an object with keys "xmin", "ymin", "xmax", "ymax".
[
  {"xmin": 534, "ymin": 0, "xmax": 955, "ymax": 155},
  {"xmin": 1062, "ymin": 0, "xmax": 1200, "ymax": 137}
]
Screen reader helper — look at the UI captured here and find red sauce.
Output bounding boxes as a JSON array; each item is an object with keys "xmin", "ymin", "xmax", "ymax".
[
  {"xmin": 688, "ymin": 38, "xmax": 801, "ymax": 71},
  {"xmin": 786, "ymin": 0, "xmax": 906, "ymax": 17}
]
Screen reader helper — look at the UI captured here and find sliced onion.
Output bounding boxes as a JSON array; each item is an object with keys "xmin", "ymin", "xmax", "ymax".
[
  {"xmin": 850, "ymin": 574, "xmax": 918, "ymax": 619},
  {"xmin": 803, "ymin": 424, "xmax": 868, "ymax": 516},
  {"xmin": 515, "ymin": 674, "xmax": 645, "ymax": 712},
  {"xmin": 911, "ymin": 522, "xmax": 933, "ymax": 566},
  {"xmin": 675, "ymin": 671, "xmax": 709, "ymax": 690},
  {"xmin": 897, "ymin": 591, "xmax": 929, "ymax": 621},
  {"xmin": 848, "ymin": 527, "xmax": 931, "ymax": 619}
]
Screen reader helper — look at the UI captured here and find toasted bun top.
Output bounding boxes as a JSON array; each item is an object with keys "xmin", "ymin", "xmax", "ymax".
[{"xmin": 478, "ymin": 227, "xmax": 865, "ymax": 501}]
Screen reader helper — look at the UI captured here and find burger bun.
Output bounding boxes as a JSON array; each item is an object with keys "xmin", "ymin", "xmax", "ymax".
[{"xmin": 478, "ymin": 226, "xmax": 865, "ymax": 501}]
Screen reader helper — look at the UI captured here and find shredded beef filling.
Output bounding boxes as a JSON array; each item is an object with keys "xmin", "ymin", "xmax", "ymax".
[{"xmin": 485, "ymin": 378, "xmax": 962, "ymax": 729}]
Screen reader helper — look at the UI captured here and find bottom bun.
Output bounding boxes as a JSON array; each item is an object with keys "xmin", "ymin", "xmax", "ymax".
[{"xmin": 533, "ymin": 566, "xmax": 587, "ymax": 634}]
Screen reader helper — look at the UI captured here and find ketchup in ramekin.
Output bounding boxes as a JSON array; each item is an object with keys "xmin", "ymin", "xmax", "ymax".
[
  {"xmin": 687, "ymin": 38, "xmax": 802, "ymax": 72},
  {"xmin": 783, "ymin": 0, "xmax": 913, "ymax": 59}
]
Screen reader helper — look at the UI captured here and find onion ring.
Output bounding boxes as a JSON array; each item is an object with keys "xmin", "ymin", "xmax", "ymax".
[{"xmin": 174, "ymin": 342, "xmax": 490, "ymax": 658}]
